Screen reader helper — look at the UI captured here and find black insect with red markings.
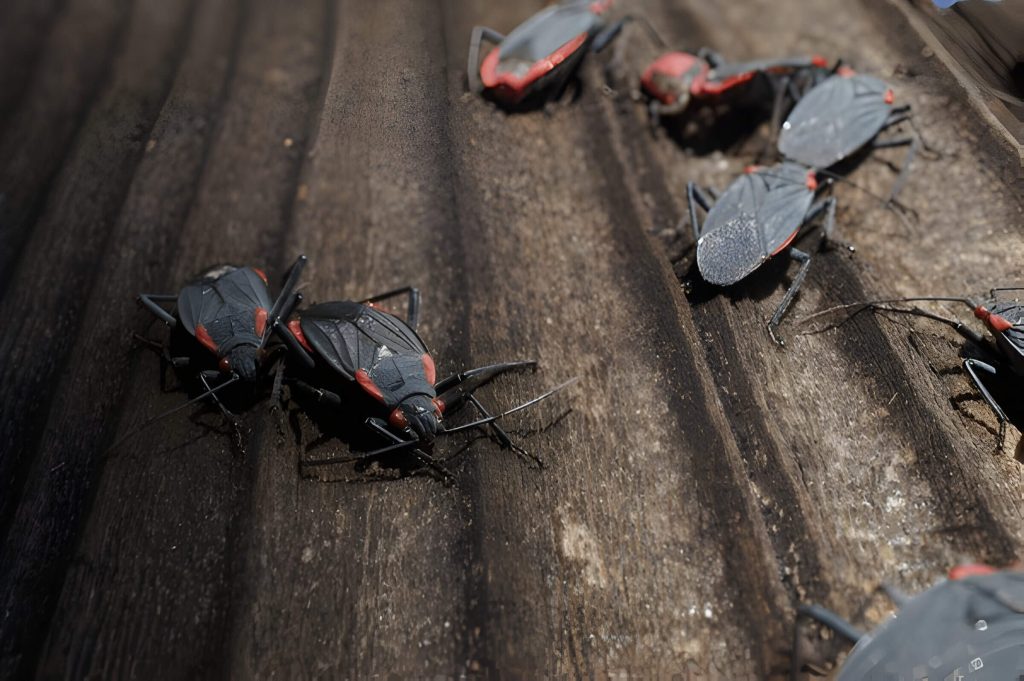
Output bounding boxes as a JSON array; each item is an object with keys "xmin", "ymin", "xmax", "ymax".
[
  {"xmin": 467, "ymin": 0, "xmax": 627, "ymax": 107},
  {"xmin": 641, "ymin": 49, "xmax": 830, "ymax": 126},
  {"xmin": 803, "ymin": 289, "xmax": 1024, "ymax": 448},
  {"xmin": 137, "ymin": 254, "xmax": 307, "ymax": 407},
  {"xmin": 778, "ymin": 66, "xmax": 918, "ymax": 201},
  {"xmin": 683, "ymin": 162, "xmax": 847, "ymax": 344},
  {"xmin": 273, "ymin": 287, "xmax": 574, "ymax": 480},
  {"xmin": 676, "ymin": 64, "xmax": 920, "ymax": 344},
  {"xmin": 792, "ymin": 564, "xmax": 1024, "ymax": 680}
]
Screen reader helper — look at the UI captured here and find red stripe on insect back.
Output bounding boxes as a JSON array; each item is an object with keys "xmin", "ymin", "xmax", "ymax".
[
  {"xmin": 195, "ymin": 324, "xmax": 218, "ymax": 354},
  {"xmin": 288, "ymin": 320, "xmax": 313, "ymax": 352},
  {"xmin": 422, "ymin": 354, "xmax": 436, "ymax": 385},
  {"xmin": 252, "ymin": 268, "xmax": 268, "ymax": 284},
  {"xmin": 389, "ymin": 408, "xmax": 408, "ymax": 429},
  {"xmin": 356, "ymin": 369, "xmax": 385, "ymax": 402},
  {"xmin": 254, "ymin": 307, "xmax": 268, "ymax": 337},
  {"xmin": 948, "ymin": 563, "xmax": 998, "ymax": 580}
]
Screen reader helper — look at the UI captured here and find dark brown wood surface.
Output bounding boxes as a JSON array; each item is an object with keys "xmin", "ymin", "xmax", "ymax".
[{"xmin": 1, "ymin": 0, "xmax": 1022, "ymax": 678}]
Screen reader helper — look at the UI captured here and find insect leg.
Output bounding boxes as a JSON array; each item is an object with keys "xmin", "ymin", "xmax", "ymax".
[
  {"xmin": 990, "ymin": 286, "xmax": 1024, "ymax": 298},
  {"xmin": 435, "ymin": 360, "xmax": 538, "ymax": 412},
  {"xmin": 362, "ymin": 286, "xmax": 421, "ymax": 329},
  {"xmin": 289, "ymin": 378, "xmax": 342, "ymax": 407},
  {"xmin": 271, "ymin": 319, "xmax": 317, "ymax": 370},
  {"xmin": 199, "ymin": 370, "xmax": 236, "ymax": 419},
  {"xmin": 467, "ymin": 26, "xmax": 504, "ymax": 95},
  {"xmin": 266, "ymin": 254, "xmax": 307, "ymax": 334},
  {"xmin": 138, "ymin": 293, "xmax": 178, "ymax": 326},
  {"xmin": 696, "ymin": 46, "xmax": 725, "ymax": 69},
  {"xmin": 767, "ymin": 248, "xmax": 812, "ymax": 346},
  {"xmin": 684, "ymin": 182, "xmax": 713, "ymax": 242},
  {"xmin": 365, "ymin": 418, "xmax": 453, "ymax": 482},
  {"xmin": 467, "ymin": 394, "xmax": 544, "ymax": 467},
  {"xmin": 963, "ymin": 358, "xmax": 1010, "ymax": 447},
  {"xmin": 790, "ymin": 604, "xmax": 864, "ymax": 681}
]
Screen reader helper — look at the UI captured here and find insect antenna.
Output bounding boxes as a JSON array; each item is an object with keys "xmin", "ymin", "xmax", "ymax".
[
  {"xmin": 302, "ymin": 438, "xmax": 420, "ymax": 467},
  {"xmin": 104, "ymin": 375, "xmax": 242, "ymax": 455},
  {"xmin": 799, "ymin": 296, "xmax": 986, "ymax": 344},
  {"xmin": 442, "ymin": 377, "xmax": 580, "ymax": 435}
]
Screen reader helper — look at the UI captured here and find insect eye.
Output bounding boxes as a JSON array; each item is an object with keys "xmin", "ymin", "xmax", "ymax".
[{"xmin": 219, "ymin": 357, "xmax": 231, "ymax": 373}]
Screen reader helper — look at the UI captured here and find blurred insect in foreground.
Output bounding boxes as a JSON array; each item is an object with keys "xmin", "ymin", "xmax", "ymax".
[
  {"xmin": 467, "ymin": 0, "xmax": 629, "ymax": 108},
  {"xmin": 792, "ymin": 564, "xmax": 1024, "ymax": 680},
  {"xmin": 640, "ymin": 48, "xmax": 831, "ymax": 128}
]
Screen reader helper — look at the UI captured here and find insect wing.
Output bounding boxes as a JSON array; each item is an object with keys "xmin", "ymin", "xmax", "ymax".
[
  {"xmin": 177, "ymin": 267, "xmax": 273, "ymax": 348},
  {"xmin": 299, "ymin": 302, "xmax": 428, "ymax": 380},
  {"xmin": 837, "ymin": 571, "xmax": 1024, "ymax": 680},
  {"xmin": 696, "ymin": 164, "xmax": 814, "ymax": 286},
  {"xmin": 779, "ymin": 74, "xmax": 893, "ymax": 168},
  {"xmin": 710, "ymin": 55, "xmax": 820, "ymax": 81}
]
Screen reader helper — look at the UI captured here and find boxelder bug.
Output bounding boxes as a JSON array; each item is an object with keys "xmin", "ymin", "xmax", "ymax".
[
  {"xmin": 273, "ymin": 287, "xmax": 575, "ymax": 481},
  {"xmin": 683, "ymin": 162, "xmax": 846, "ymax": 345},
  {"xmin": 803, "ymin": 289, "xmax": 1024, "ymax": 448},
  {"xmin": 136, "ymin": 254, "xmax": 307, "ymax": 409},
  {"xmin": 792, "ymin": 565, "xmax": 1024, "ymax": 680},
  {"xmin": 778, "ymin": 68, "xmax": 918, "ymax": 201},
  {"xmin": 467, "ymin": 0, "xmax": 627, "ymax": 107},
  {"xmin": 641, "ymin": 49, "xmax": 830, "ymax": 127}
]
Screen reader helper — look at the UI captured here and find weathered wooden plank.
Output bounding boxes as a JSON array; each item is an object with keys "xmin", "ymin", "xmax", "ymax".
[
  {"xmin": 0, "ymin": 1, "xmax": 209, "ymax": 675},
  {"xmin": 0, "ymin": 0, "xmax": 133, "ymax": 297},
  {"xmin": 0, "ymin": 0, "xmax": 1020, "ymax": 678},
  {"xmin": 222, "ymin": 0, "xmax": 472, "ymax": 675},
  {"xmin": 30, "ymin": 0, "xmax": 329, "ymax": 677},
  {"xmin": 0, "ymin": 0, "xmax": 67, "ymax": 126}
]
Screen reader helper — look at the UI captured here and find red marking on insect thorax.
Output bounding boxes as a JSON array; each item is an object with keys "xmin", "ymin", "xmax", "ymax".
[
  {"xmin": 422, "ymin": 354, "xmax": 436, "ymax": 385},
  {"xmin": 195, "ymin": 324, "xmax": 218, "ymax": 354},
  {"xmin": 837, "ymin": 65, "xmax": 856, "ymax": 78},
  {"xmin": 388, "ymin": 407, "xmax": 408, "ymax": 430},
  {"xmin": 697, "ymin": 70, "xmax": 754, "ymax": 97},
  {"xmin": 589, "ymin": 0, "xmax": 613, "ymax": 14},
  {"xmin": 811, "ymin": 55, "xmax": 828, "ymax": 68},
  {"xmin": 744, "ymin": 164, "xmax": 762, "ymax": 174},
  {"xmin": 949, "ymin": 563, "xmax": 998, "ymax": 580},
  {"xmin": 288, "ymin": 319, "xmax": 313, "ymax": 352},
  {"xmin": 974, "ymin": 306, "xmax": 1014, "ymax": 333},
  {"xmin": 356, "ymin": 370, "xmax": 385, "ymax": 402},
  {"xmin": 884, "ymin": 89, "xmax": 894, "ymax": 105},
  {"xmin": 254, "ymin": 307, "xmax": 268, "ymax": 337},
  {"xmin": 252, "ymin": 268, "xmax": 268, "ymax": 284},
  {"xmin": 805, "ymin": 170, "xmax": 818, "ymax": 191}
]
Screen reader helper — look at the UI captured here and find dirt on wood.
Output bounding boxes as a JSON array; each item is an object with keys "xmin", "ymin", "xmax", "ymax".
[{"xmin": 0, "ymin": 0, "xmax": 1022, "ymax": 679}]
